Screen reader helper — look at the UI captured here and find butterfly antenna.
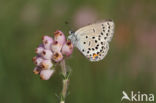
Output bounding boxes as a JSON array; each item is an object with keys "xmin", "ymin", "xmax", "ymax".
[
  {"xmin": 64, "ymin": 20, "xmax": 71, "ymax": 30},
  {"xmin": 64, "ymin": 20, "xmax": 75, "ymax": 35}
]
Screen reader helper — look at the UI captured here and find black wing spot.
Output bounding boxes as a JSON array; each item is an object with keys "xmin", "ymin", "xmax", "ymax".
[
  {"xmin": 89, "ymin": 41, "xmax": 91, "ymax": 46},
  {"xmin": 95, "ymin": 40, "xmax": 97, "ymax": 43},
  {"xmin": 102, "ymin": 46, "xmax": 105, "ymax": 49},
  {"xmin": 93, "ymin": 29, "xmax": 95, "ymax": 33}
]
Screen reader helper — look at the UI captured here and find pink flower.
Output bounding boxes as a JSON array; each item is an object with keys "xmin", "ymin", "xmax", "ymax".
[
  {"xmin": 40, "ymin": 69, "xmax": 55, "ymax": 80},
  {"xmin": 42, "ymin": 35, "xmax": 53, "ymax": 49},
  {"xmin": 40, "ymin": 60, "xmax": 53, "ymax": 69},
  {"xmin": 41, "ymin": 49, "xmax": 53, "ymax": 60},
  {"xmin": 54, "ymin": 30, "xmax": 66, "ymax": 45},
  {"xmin": 35, "ymin": 44, "xmax": 44, "ymax": 55},
  {"xmin": 52, "ymin": 51, "xmax": 63, "ymax": 62},
  {"xmin": 51, "ymin": 41, "xmax": 62, "ymax": 52},
  {"xmin": 33, "ymin": 56, "xmax": 43, "ymax": 66},
  {"xmin": 33, "ymin": 30, "xmax": 74, "ymax": 80},
  {"xmin": 62, "ymin": 40, "xmax": 73, "ymax": 56},
  {"xmin": 33, "ymin": 66, "xmax": 42, "ymax": 75}
]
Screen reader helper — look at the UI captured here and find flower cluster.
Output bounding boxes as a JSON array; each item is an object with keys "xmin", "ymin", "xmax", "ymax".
[{"xmin": 33, "ymin": 30, "xmax": 73, "ymax": 80}]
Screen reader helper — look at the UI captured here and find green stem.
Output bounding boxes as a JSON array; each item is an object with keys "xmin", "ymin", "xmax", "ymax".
[{"xmin": 60, "ymin": 60, "xmax": 69, "ymax": 103}]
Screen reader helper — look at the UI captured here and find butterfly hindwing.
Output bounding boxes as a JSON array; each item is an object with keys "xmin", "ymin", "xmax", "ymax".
[{"xmin": 68, "ymin": 20, "xmax": 114, "ymax": 62}]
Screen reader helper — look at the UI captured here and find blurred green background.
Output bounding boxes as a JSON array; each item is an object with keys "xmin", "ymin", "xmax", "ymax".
[{"xmin": 0, "ymin": 0, "xmax": 156, "ymax": 103}]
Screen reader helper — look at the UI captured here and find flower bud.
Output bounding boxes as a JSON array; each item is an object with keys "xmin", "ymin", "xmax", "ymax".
[
  {"xmin": 33, "ymin": 66, "xmax": 42, "ymax": 74},
  {"xmin": 41, "ymin": 49, "xmax": 53, "ymax": 60},
  {"xmin": 36, "ymin": 47, "xmax": 44, "ymax": 55},
  {"xmin": 51, "ymin": 41, "xmax": 62, "ymax": 52},
  {"xmin": 62, "ymin": 40, "xmax": 73, "ymax": 56},
  {"xmin": 54, "ymin": 30, "xmax": 66, "ymax": 45},
  {"xmin": 42, "ymin": 35, "xmax": 53, "ymax": 49},
  {"xmin": 52, "ymin": 51, "xmax": 63, "ymax": 62},
  {"xmin": 40, "ymin": 69, "xmax": 55, "ymax": 80},
  {"xmin": 40, "ymin": 60, "xmax": 53, "ymax": 69},
  {"xmin": 33, "ymin": 56, "xmax": 43, "ymax": 66}
]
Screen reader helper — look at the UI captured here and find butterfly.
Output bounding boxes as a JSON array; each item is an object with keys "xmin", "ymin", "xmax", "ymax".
[{"xmin": 68, "ymin": 19, "xmax": 115, "ymax": 62}]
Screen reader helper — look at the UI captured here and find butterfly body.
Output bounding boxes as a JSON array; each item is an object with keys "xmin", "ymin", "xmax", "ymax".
[{"xmin": 68, "ymin": 20, "xmax": 115, "ymax": 62}]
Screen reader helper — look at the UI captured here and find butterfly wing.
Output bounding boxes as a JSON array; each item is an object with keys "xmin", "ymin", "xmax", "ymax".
[{"xmin": 69, "ymin": 20, "xmax": 115, "ymax": 62}]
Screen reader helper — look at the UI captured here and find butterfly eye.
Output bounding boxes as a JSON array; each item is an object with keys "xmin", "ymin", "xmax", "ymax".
[{"xmin": 69, "ymin": 30, "xmax": 75, "ymax": 35}]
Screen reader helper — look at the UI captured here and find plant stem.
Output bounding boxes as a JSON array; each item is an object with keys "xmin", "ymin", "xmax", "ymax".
[
  {"xmin": 60, "ymin": 60, "xmax": 69, "ymax": 103},
  {"xmin": 60, "ymin": 60, "xmax": 67, "ymax": 76}
]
